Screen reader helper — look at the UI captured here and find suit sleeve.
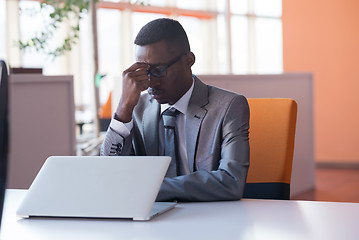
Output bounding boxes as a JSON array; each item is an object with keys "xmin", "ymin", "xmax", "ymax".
[
  {"xmin": 156, "ymin": 95, "xmax": 250, "ymax": 202},
  {"xmin": 100, "ymin": 126, "xmax": 134, "ymax": 156}
]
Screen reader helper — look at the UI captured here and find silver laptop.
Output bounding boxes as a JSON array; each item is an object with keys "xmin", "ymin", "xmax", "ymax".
[{"xmin": 17, "ymin": 156, "xmax": 176, "ymax": 221}]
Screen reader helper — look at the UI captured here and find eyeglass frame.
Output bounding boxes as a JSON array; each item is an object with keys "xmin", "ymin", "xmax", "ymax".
[{"xmin": 146, "ymin": 52, "xmax": 189, "ymax": 78}]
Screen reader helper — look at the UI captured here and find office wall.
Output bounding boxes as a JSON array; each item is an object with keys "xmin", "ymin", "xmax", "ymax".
[
  {"xmin": 199, "ymin": 74, "xmax": 314, "ymax": 196},
  {"xmin": 282, "ymin": 0, "xmax": 359, "ymax": 164}
]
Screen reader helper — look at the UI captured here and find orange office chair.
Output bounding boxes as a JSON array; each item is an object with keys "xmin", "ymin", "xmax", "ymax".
[{"xmin": 243, "ymin": 98, "xmax": 297, "ymax": 200}]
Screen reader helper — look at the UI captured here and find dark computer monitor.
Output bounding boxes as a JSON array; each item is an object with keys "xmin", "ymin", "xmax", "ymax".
[{"xmin": 0, "ymin": 60, "xmax": 9, "ymax": 230}]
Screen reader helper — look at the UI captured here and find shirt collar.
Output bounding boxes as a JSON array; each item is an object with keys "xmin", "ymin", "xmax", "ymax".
[{"xmin": 160, "ymin": 77, "xmax": 194, "ymax": 115}]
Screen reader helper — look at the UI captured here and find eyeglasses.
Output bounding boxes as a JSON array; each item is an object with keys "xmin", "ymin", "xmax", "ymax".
[{"xmin": 147, "ymin": 52, "xmax": 188, "ymax": 78}]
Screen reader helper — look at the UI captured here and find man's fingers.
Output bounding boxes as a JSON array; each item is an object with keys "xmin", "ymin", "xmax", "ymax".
[
  {"xmin": 138, "ymin": 83, "xmax": 149, "ymax": 92},
  {"xmin": 123, "ymin": 62, "xmax": 149, "ymax": 75},
  {"xmin": 123, "ymin": 72, "xmax": 149, "ymax": 92},
  {"xmin": 121, "ymin": 62, "xmax": 151, "ymax": 93},
  {"xmin": 126, "ymin": 68, "xmax": 148, "ymax": 78},
  {"xmin": 136, "ymin": 75, "xmax": 150, "ymax": 90}
]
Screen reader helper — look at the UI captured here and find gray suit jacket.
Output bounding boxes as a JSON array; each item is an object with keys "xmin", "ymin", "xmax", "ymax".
[{"xmin": 101, "ymin": 76, "xmax": 250, "ymax": 202}]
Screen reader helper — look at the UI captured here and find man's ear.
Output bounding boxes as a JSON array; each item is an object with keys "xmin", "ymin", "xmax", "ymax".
[{"xmin": 185, "ymin": 52, "xmax": 196, "ymax": 67}]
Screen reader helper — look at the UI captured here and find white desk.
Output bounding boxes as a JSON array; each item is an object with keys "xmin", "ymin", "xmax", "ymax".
[{"xmin": 1, "ymin": 189, "xmax": 358, "ymax": 240}]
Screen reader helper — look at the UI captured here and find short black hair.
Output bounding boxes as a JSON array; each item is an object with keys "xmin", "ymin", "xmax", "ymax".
[{"xmin": 134, "ymin": 18, "xmax": 190, "ymax": 52}]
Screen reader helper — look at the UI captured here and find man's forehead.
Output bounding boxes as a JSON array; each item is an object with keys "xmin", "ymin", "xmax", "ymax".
[{"xmin": 135, "ymin": 42, "xmax": 179, "ymax": 63}]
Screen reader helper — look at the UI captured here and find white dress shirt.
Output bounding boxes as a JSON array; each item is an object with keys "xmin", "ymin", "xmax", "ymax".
[{"xmin": 109, "ymin": 78, "xmax": 195, "ymax": 175}]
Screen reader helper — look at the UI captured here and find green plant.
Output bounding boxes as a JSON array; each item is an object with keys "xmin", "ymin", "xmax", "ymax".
[{"xmin": 18, "ymin": 0, "xmax": 90, "ymax": 58}]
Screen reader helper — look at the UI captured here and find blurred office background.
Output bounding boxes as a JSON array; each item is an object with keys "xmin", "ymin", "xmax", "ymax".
[
  {"xmin": 1, "ymin": 0, "xmax": 284, "ymax": 127},
  {"xmin": 1, "ymin": 0, "xmax": 359, "ymax": 201}
]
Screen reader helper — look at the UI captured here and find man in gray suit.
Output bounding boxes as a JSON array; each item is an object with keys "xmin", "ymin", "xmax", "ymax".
[{"xmin": 101, "ymin": 18, "xmax": 250, "ymax": 202}]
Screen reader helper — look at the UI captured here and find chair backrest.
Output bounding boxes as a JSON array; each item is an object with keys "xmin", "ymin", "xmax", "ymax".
[{"xmin": 243, "ymin": 98, "xmax": 297, "ymax": 200}]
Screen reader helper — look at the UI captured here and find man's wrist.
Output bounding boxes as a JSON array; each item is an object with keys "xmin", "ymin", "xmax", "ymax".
[
  {"xmin": 114, "ymin": 112, "xmax": 123, "ymax": 121},
  {"xmin": 110, "ymin": 114, "xmax": 133, "ymax": 137},
  {"xmin": 115, "ymin": 104, "xmax": 134, "ymax": 123}
]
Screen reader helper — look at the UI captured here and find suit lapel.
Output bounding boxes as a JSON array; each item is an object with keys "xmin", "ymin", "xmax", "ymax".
[
  {"xmin": 186, "ymin": 76, "xmax": 209, "ymax": 172},
  {"xmin": 143, "ymin": 97, "xmax": 160, "ymax": 155}
]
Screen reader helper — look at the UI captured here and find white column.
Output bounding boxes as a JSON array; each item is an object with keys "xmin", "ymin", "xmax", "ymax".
[
  {"xmin": 112, "ymin": 9, "xmax": 133, "ymax": 113},
  {"xmin": 247, "ymin": 0, "xmax": 256, "ymax": 73},
  {"xmin": 120, "ymin": 9, "xmax": 133, "ymax": 71},
  {"xmin": 6, "ymin": 0, "xmax": 21, "ymax": 67},
  {"xmin": 201, "ymin": 19, "xmax": 218, "ymax": 74},
  {"xmin": 64, "ymin": 13, "xmax": 83, "ymax": 106},
  {"xmin": 225, "ymin": 0, "xmax": 232, "ymax": 74}
]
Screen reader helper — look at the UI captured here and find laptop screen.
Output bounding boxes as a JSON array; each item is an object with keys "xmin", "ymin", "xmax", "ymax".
[{"xmin": 0, "ymin": 60, "xmax": 9, "ymax": 230}]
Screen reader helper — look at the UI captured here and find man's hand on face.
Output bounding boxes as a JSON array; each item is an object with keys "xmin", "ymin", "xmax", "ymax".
[{"xmin": 115, "ymin": 62, "xmax": 149, "ymax": 123}]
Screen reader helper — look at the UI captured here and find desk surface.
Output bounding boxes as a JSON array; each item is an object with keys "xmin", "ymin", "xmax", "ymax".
[{"xmin": 1, "ymin": 189, "xmax": 358, "ymax": 240}]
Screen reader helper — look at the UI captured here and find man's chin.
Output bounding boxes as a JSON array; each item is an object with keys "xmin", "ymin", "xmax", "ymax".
[
  {"xmin": 153, "ymin": 93, "xmax": 175, "ymax": 105},
  {"xmin": 154, "ymin": 98, "xmax": 168, "ymax": 104}
]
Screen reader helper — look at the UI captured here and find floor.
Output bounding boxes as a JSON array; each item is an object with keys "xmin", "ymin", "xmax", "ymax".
[{"xmin": 292, "ymin": 167, "xmax": 359, "ymax": 203}]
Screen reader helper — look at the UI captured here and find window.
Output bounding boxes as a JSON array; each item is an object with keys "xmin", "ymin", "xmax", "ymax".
[
  {"xmin": 19, "ymin": 1, "xmax": 50, "ymax": 68},
  {"xmin": 229, "ymin": 0, "xmax": 283, "ymax": 73},
  {"xmin": 3, "ymin": 0, "xmax": 283, "ymax": 134},
  {"xmin": 95, "ymin": 0, "xmax": 283, "ymax": 75},
  {"xmin": 97, "ymin": 9, "xmax": 122, "ymax": 104}
]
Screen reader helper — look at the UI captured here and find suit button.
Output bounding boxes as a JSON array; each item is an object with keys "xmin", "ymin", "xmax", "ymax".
[{"xmin": 116, "ymin": 143, "xmax": 122, "ymax": 154}]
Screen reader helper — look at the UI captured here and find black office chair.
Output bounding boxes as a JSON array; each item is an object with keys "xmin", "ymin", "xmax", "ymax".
[{"xmin": 0, "ymin": 60, "xmax": 9, "ymax": 230}]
